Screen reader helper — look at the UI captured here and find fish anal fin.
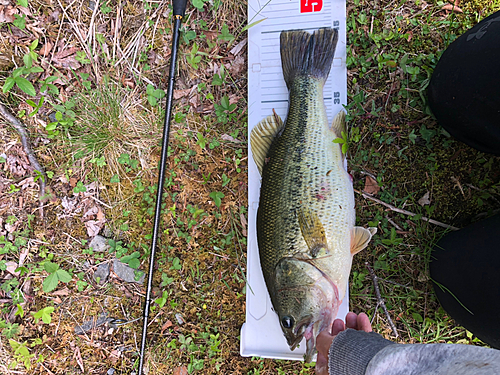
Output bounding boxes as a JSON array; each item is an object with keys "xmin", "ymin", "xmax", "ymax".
[
  {"xmin": 250, "ymin": 114, "xmax": 284, "ymax": 175},
  {"xmin": 351, "ymin": 226, "xmax": 377, "ymax": 255},
  {"xmin": 298, "ymin": 208, "xmax": 328, "ymax": 258}
]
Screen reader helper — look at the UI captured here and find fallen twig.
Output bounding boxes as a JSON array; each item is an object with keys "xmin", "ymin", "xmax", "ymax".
[
  {"xmin": 366, "ymin": 262, "xmax": 399, "ymax": 338},
  {"xmin": 0, "ymin": 103, "xmax": 46, "ymax": 219},
  {"xmin": 355, "ymin": 189, "xmax": 459, "ymax": 231}
]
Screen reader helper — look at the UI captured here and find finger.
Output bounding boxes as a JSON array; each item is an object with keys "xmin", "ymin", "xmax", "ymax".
[
  {"xmin": 331, "ymin": 318, "xmax": 345, "ymax": 336},
  {"xmin": 316, "ymin": 330, "xmax": 335, "ymax": 358},
  {"xmin": 315, "ymin": 351, "xmax": 328, "ymax": 375},
  {"xmin": 357, "ymin": 313, "xmax": 373, "ymax": 332},
  {"xmin": 345, "ymin": 312, "xmax": 358, "ymax": 330}
]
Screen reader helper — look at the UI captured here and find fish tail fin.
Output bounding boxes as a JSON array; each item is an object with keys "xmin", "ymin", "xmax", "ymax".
[{"xmin": 280, "ymin": 28, "xmax": 339, "ymax": 89}]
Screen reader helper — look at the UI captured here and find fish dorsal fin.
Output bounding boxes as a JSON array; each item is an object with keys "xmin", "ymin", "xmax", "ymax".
[
  {"xmin": 351, "ymin": 227, "xmax": 377, "ymax": 255},
  {"xmin": 331, "ymin": 110, "xmax": 347, "ymax": 160},
  {"xmin": 297, "ymin": 207, "xmax": 328, "ymax": 258},
  {"xmin": 250, "ymin": 112, "xmax": 284, "ymax": 175}
]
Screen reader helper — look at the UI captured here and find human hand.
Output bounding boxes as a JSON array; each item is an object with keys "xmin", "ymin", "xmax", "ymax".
[{"xmin": 315, "ymin": 312, "xmax": 372, "ymax": 375}]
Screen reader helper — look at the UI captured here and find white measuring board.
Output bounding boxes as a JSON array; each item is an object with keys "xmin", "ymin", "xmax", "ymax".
[{"xmin": 241, "ymin": 0, "xmax": 348, "ymax": 361}]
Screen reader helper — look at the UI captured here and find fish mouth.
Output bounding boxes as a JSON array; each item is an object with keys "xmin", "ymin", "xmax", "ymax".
[{"xmin": 285, "ymin": 315, "xmax": 313, "ymax": 351}]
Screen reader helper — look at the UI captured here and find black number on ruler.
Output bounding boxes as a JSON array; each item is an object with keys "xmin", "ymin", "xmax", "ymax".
[
  {"xmin": 334, "ymin": 91, "xmax": 340, "ymax": 105},
  {"xmin": 333, "ymin": 20, "xmax": 339, "ymax": 31}
]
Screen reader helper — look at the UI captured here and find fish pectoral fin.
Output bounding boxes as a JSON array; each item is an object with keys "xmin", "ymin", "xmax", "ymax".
[
  {"xmin": 250, "ymin": 112, "xmax": 284, "ymax": 175},
  {"xmin": 351, "ymin": 226, "xmax": 377, "ymax": 255},
  {"xmin": 331, "ymin": 110, "xmax": 347, "ymax": 160},
  {"xmin": 297, "ymin": 207, "xmax": 328, "ymax": 258}
]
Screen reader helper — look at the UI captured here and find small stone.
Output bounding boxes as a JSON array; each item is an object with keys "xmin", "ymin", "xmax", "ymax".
[
  {"xmin": 107, "ymin": 369, "xmax": 115, "ymax": 375},
  {"xmin": 93, "ymin": 263, "xmax": 110, "ymax": 284},
  {"xmin": 113, "ymin": 259, "xmax": 145, "ymax": 284},
  {"xmin": 175, "ymin": 313, "xmax": 185, "ymax": 325},
  {"xmin": 102, "ymin": 225, "xmax": 113, "ymax": 238},
  {"xmin": 89, "ymin": 235, "xmax": 110, "ymax": 253},
  {"xmin": 82, "ymin": 261, "xmax": 91, "ymax": 270}
]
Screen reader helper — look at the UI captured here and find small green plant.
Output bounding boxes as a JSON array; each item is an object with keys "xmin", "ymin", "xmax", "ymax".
[
  {"xmin": 154, "ymin": 290, "xmax": 169, "ymax": 310},
  {"xmin": 214, "ymin": 95, "xmax": 236, "ymax": 124},
  {"xmin": 333, "ymin": 130, "xmax": 349, "ymax": 154},
  {"xmin": 0, "ymin": 320, "xmax": 20, "ymax": 339},
  {"xmin": 186, "ymin": 43, "xmax": 202, "ymax": 69},
  {"xmin": 146, "ymin": 84, "xmax": 166, "ymax": 106},
  {"xmin": 120, "ymin": 251, "xmax": 141, "ymax": 269},
  {"xmin": 212, "ymin": 65, "xmax": 226, "ymax": 86},
  {"xmin": 161, "ymin": 272, "xmax": 174, "ymax": 287},
  {"xmin": 2, "ymin": 40, "xmax": 43, "ymax": 96},
  {"xmin": 32, "ymin": 306, "xmax": 55, "ymax": 324},
  {"xmin": 222, "ymin": 174, "xmax": 231, "ymax": 187},
  {"xmin": 117, "ymin": 153, "xmax": 139, "ymax": 171},
  {"xmin": 9, "ymin": 340, "xmax": 35, "ymax": 370},
  {"xmin": 101, "ymin": 0, "xmax": 113, "ymax": 14},
  {"xmin": 108, "ymin": 239, "xmax": 128, "ymax": 258},
  {"xmin": 42, "ymin": 262, "xmax": 72, "ymax": 293},
  {"xmin": 73, "ymin": 181, "xmax": 87, "ymax": 194},
  {"xmin": 40, "ymin": 76, "xmax": 59, "ymax": 95},
  {"xmin": 90, "ymin": 155, "xmax": 107, "ymax": 167},
  {"xmin": 381, "ymin": 228, "xmax": 404, "ymax": 247},
  {"xmin": 170, "ymin": 257, "xmax": 182, "ymax": 271},
  {"xmin": 192, "ymin": 0, "xmax": 207, "ymax": 11},
  {"xmin": 197, "ymin": 132, "xmax": 207, "ymax": 149},
  {"xmin": 7, "ymin": 184, "xmax": 20, "ymax": 194},
  {"xmin": 209, "ymin": 191, "xmax": 224, "ymax": 208},
  {"xmin": 209, "ymin": 138, "xmax": 220, "ymax": 150},
  {"xmin": 218, "ymin": 24, "xmax": 234, "ymax": 43},
  {"xmin": 75, "ymin": 51, "xmax": 91, "ymax": 65},
  {"xmin": 26, "ymin": 96, "xmax": 44, "ymax": 117},
  {"xmin": 76, "ymin": 275, "xmax": 88, "ymax": 292}
]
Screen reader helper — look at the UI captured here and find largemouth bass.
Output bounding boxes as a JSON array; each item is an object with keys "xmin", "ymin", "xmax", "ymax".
[{"xmin": 250, "ymin": 28, "xmax": 376, "ymax": 362}]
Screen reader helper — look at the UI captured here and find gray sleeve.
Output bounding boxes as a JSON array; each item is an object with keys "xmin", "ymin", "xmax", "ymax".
[
  {"xmin": 327, "ymin": 329, "xmax": 500, "ymax": 375},
  {"xmin": 328, "ymin": 329, "xmax": 396, "ymax": 375},
  {"xmin": 365, "ymin": 342, "xmax": 500, "ymax": 375}
]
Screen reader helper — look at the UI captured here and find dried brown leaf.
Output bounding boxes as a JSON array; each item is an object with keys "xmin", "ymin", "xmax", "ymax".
[
  {"xmin": 203, "ymin": 30, "xmax": 218, "ymax": 41},
  {"xmin": 441, "ymin": 3, "xmax": 463, "ymax": 12},
  {"xmin": 96, "ymin": 206, "xmax": 105, "ymax": 222},
  {"xmin": 161, "ymin": 320, "xmax": 173, "ymax": 334},
  {"xmin": 228, "ymin": 55, "xmax": 245, "ymax": 76},
  {"xmin": 229, "ymin": 38, "xmax": 247, "ymax": 56},
  {"xmin": 221, "ymin": 134, "xmax": 242, "ymax": 143},
  {"xmin": 363, "ymin": 176, "xmax": 380, "ymax": 195},
  {"xmin": 6, "ymin": 261, "xmax": 20, "ymax": 276},
  {"xmin": 173, "ymin": 366, "xmax": 188, "ymax": 375},
  {"xmin": 0, "ymin": 5, "xmax": 16, "ymax": 23},
  {"xmin": 40, "ymin": 41, "xmax": 54, "ymax": 57},
  {"xmin": 174, "ymin": 88, "xmax": 191, "ymax": 100},
  {"xmin": 418, "ymin": 191, "xmax": 431, "ymax": 206},
  {"xmin": 85, "ymin": 220, "xmax": 103, "ymax": 237},
  {"xmin": 52, "ymin": 287, "xmax": 70, "ymax": 296}
]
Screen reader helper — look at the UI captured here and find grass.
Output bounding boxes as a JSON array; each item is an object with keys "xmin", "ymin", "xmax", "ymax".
[{"xmin": 0, "ymin": 0, "xmax": 499, "ymax": 373}]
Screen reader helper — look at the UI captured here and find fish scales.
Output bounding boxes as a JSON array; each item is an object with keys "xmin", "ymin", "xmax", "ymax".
[{"xmin": 257, "ymin": 76, "xmax": 354, "ymax": 302}]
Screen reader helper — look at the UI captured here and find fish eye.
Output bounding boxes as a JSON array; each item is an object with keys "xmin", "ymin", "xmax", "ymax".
[{"xmin": 281, "ymin": 316, "xmax": 294, "ymax": 329}]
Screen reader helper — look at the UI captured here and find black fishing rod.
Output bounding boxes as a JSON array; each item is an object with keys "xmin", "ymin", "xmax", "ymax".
[{"xmin": 138, "ymin": 0, "xmax": 187, "ymax": 373}]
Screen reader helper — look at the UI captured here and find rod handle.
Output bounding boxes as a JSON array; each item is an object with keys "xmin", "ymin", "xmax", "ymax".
[{"xmin": 173, "ymin": 0, "xmax": 187, "ymax": 18}]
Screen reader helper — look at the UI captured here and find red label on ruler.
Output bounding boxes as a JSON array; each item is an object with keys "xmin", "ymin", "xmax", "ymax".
[{"xmin": 301, "ymin": 0, "xmax": 323, "ymax": 13}]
